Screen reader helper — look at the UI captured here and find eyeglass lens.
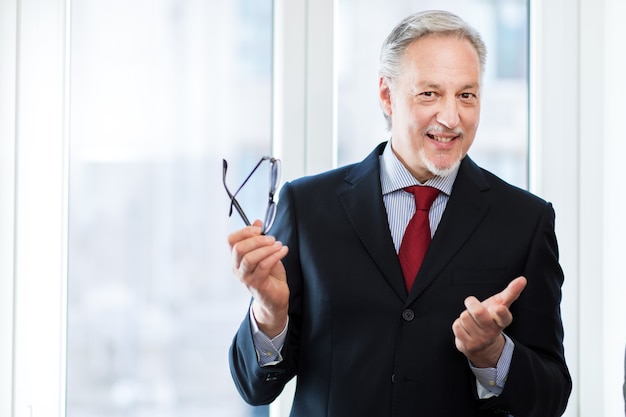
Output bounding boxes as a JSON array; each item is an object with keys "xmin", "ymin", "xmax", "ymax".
[
  {"xmin": 263, "ymin": 202, "xmax": 277, "ymax": 234},
  {"xmin": 263, "ymin": 159, "xmax": 280, "ymax": 233},
  {"xmin": 223, "ymin": 156, "xmax": 281, "ymax": 235},
  {"xmin": 269, "ymin": 159, "xmax": 280, "ymax": 196}
]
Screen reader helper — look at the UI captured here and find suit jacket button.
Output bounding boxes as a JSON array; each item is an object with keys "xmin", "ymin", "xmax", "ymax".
[
  {"xmin": 402, "ymin": 309, "xmax": 415, "ymax": 321},
  {"xmin": 265, "ymin": 372, "xmax": 279, "ymax": 382}
]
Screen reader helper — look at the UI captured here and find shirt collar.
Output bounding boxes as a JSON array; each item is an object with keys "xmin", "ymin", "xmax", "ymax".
[{"xmin": 380, "ymin": 141, "xmax": 458, "ymax": 196}]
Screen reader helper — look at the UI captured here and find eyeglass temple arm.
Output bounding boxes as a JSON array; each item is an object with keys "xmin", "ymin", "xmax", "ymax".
[
  {"xmin": 230, "ymin": 195, "xmax": 251, "ymax": 226},
  {"xmin": 231, "ymin": 157, "xmax": 267, "ymax": 198},
  {"xmin": 222, "ymin": 159, "xmax": 252, "ymax": 226}
]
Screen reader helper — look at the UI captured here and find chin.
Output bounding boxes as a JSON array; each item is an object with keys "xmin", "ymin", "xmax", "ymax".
[
  {"xmin": 420, "ymin": 150, "xmax": 462, "ymax": 177},
  {"xmin": 429, "ymin": 161, "xmax": 461, "ymax": 177}
]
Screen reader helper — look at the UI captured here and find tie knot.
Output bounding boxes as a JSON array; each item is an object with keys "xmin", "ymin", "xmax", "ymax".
[{"xmin": 404, "ymin": 186, "xmax": 440, "ymax": 210}]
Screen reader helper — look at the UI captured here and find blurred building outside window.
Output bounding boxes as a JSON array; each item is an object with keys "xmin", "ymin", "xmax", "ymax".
[{"xmin": 67, "ymin": 1, "xmax": 272, "ymax": 416}]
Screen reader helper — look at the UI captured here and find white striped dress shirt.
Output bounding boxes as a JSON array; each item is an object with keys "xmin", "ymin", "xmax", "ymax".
[{"xmin": 379, "ymin": 141, "xmax": 457, "ymax": 252}]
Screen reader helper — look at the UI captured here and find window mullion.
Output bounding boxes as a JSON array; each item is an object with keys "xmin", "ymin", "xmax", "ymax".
[{"xmin": 12, "ymin": 0, "xmax": 70, "ymax": 416}]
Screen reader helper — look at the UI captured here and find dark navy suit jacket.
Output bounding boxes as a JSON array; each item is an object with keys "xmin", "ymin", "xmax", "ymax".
[{"xmin": 230, "ymin": 142, "xmax": 572, "ymax": 416}]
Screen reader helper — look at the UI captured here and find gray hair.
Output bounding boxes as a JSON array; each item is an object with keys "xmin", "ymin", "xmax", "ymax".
[{"xmin": 379, "ymin": 10, "xmax": 487, "ymax": 128}]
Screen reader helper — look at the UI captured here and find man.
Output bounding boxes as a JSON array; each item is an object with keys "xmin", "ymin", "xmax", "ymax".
[{"xmin": 228, "ymin": 10, "xmax": 571, "ymax": 416}]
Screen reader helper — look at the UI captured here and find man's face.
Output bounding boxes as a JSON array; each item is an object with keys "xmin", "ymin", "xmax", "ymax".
[{"xmin": 379, "ymin": 35, "xmax": 482, "ymax": 182}]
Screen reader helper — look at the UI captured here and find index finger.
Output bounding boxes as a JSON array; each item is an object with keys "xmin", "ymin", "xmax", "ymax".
[
  {"xmin": 499, "ymin": 276, "xmax": 527, "ymax": 307},
  {"xmin": 227, "ymin": 220, "xmax": 264, "ymax": 247}
]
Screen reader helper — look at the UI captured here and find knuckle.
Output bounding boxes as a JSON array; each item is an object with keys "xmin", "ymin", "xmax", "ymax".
[{"xmin": 239, "ymin": 254, "xmax": 255, "ymax": 272}]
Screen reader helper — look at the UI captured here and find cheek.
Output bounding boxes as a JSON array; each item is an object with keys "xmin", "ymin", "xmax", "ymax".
[
  {"xmin": 462, "ymin": 107, "xmax": 481, "ymax": 130},
  {"xmin": 399, "ymin": 103, "xmax": 435, "ymax": 130}
]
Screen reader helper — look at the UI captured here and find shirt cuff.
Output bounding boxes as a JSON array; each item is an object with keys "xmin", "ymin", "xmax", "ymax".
[
  {"xmin": 249, "ymin": 306, "xmax": 288, "ymax": 367},
  {"xmin": 470, "ymin": 333, "xmax": 515, "ymax": 398}
]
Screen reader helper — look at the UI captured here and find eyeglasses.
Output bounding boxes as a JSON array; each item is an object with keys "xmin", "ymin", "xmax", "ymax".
[{"xmin": 222, "ymin": 156, "xmax": 281, "ymax": 235}]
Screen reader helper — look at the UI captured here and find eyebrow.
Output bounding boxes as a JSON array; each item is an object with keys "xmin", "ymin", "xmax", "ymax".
[{"xmin": 419, "ymin": 82, "xmax": 479, "ymax": 91}]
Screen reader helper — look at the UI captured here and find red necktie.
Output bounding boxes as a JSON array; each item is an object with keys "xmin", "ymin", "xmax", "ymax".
[{"xmin": 398, "ymin": 186, "xmax": 440, "ymax": 291}]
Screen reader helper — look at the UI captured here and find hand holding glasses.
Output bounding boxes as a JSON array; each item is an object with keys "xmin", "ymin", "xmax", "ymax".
[{"xmin": 222, "ymin": 156, "xmax": 281, "ymax": 235}]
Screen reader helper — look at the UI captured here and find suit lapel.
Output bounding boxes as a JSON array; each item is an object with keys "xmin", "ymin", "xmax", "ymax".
[
  {"xmin": 407, "ymin": 157, "xmax": 492, "ymax": 305},
  {"xmin": 338, "ymin": 143, "xmax": 408, "ymax": 301},
  {"xmin": 336, "ymin": 149, "xmax": 493, "ymax": 305}
]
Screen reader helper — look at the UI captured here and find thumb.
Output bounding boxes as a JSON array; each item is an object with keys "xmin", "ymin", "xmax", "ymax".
[{"xmin": 499, "ymin": 276, "xmax": 527, "ymax": 308}]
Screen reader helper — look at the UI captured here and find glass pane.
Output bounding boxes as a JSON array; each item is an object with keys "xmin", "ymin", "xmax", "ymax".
[
  {"xmin": 337, "ymin": 0, "xmax": 528, "ymax": 189},
  {"xmin": 66, "ymin": 1, "xmax": 272, "ymax": 416}
]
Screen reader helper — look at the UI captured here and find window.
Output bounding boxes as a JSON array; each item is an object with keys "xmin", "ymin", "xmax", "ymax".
[{"xmin": 66, "ymin": 1, "xmax": 272, "ymax": 416}]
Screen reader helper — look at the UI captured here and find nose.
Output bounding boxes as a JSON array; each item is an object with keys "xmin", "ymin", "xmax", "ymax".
[{"xmin": 435, "ymin": 97, "xmax": 460, "ymax": 129}]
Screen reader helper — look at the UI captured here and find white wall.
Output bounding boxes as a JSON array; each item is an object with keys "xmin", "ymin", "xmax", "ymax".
[{"xmin": 600, "ymin": 0, "xmax": 626, "ymax": 413}]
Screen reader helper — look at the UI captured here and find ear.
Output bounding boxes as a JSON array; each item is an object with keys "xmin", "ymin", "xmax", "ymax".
[{"xmin": 378, "ymin": 76, "xmax": 392, "ymax": 118}]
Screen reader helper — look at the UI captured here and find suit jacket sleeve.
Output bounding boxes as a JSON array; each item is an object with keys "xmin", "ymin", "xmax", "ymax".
[{"xmin": 229, "ymin": 181, "xmax": 301, "ymax": 406}]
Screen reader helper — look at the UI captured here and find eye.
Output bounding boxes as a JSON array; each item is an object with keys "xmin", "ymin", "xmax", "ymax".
[
  {"xmin": 460, "ymin": 92, "xmax": 477, "ymax": 101},
  {"xmin": 417, "ymin": 91, "xmax": 438, "ymax": 101}
]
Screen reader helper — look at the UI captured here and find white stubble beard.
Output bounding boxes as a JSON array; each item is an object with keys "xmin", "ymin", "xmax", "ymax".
[
  {"xmin": 419, "ymin": 125, "xmax": 465, "ymax": 177},
  {"xmin": 418, "ymin": 146, "xmax": 463, "ymax": 178}
]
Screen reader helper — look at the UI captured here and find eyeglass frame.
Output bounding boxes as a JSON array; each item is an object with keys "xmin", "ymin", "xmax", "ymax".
[{"xmin": 222, "ymin": 156, "xmax": 281, "ymax": 235}]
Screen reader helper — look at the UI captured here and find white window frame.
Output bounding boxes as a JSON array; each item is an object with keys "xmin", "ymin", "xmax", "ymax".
[
  {"xmin": 0, "ymin": 1, "xmax": 71, "ymax": 417},
  {"xmin": 0, "ymin": 0, "xmax": 18, "ymax": 414},
  {"xmin": 531, "ymin": 0, "xmax": 626, "ymax": 415},
  {"xmin": 1, "ymin": 0, "xmax": 625, "ymax": 416}
]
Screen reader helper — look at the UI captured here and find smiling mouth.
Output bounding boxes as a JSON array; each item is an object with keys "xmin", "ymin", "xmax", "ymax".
[{"xmin": 426, "ymin": 134, "xmax": 458, "ymax": 143}]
